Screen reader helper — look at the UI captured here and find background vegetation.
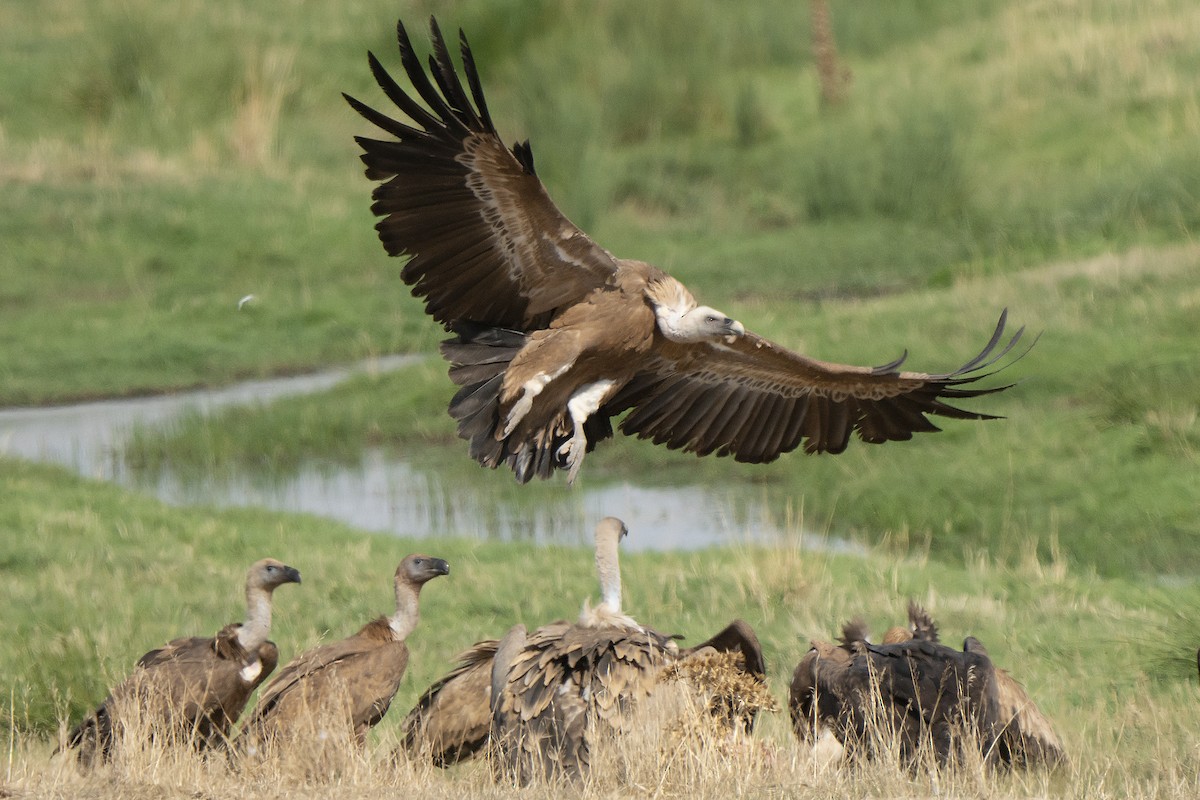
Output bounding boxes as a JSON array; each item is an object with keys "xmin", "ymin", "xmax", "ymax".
[{"xmin": 1, "ymin": 0, "xmax": 1198, "ymax": 796}]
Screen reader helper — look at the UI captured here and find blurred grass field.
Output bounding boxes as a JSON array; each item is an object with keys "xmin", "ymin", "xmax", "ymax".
[{"xmin": 1, "ymin": 1, "xmax": 1199, "ymax": 796}]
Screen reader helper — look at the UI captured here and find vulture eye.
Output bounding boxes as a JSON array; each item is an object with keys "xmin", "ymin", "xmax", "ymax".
[{"xmin": 266, "ymin": 565, "xmax": 277, "ymax": 572}]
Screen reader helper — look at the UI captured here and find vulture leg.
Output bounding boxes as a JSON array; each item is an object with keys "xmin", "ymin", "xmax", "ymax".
[{"xmin": 560, "ymin": 379, "xmax": 617, "ymax": 483}]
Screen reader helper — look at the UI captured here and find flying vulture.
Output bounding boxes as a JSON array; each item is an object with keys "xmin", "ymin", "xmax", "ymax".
[
  {"xmin": 61, "ymin": 558, "xmax": 301, "ymax": 768},
  {"xmin": 343, "ymin": 17, "xmax": 1029, "ymax": 483},
  {"xmin": 487, "ymin": 517, "xmax": 768, "ymax": 784},
  {"xmin": 238, "ymin": 554, "xmax": 449, "ymax": 752},
  {"xmin": 789, "ymin": 604, "xmax": 1065, "ymax": 768}
]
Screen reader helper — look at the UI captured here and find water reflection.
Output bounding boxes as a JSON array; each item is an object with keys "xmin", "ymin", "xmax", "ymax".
[{"xmin": 0, "ymin": 357, "xmax": 857, "ymax": 552}]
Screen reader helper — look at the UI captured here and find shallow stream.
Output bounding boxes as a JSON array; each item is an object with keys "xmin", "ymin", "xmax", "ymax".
[{"xmin": 0, "ymin": 357, "xmax": 852, "ymax": 552}]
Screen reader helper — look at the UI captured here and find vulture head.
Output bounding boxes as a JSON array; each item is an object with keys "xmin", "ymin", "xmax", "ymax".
[
  {"xmin": 646, "ymin": 275, "xmax": 745, "ymax": 344},
  {"xmin": 657, "ymin": 304, "xmax": 745, "ymax": 344},
  {"xmin": 398, "ymin": 555, "xmax": 452, "ymax": 586},
  {"xmin": 247, "ymin": 558, "xmax": 303, "ymax": 592},
  {"xmin": 389, "ymin": 554, "xmax": 450, "ymax": 641}
]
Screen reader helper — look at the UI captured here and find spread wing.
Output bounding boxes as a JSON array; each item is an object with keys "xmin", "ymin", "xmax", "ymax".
[
  {"xmin": 605, "ymin": 311, "xmax": 1026, "ymax": 463},
  {"xmin": 344, "ymin": 18, "xmax": 619, "ymax": 330}
]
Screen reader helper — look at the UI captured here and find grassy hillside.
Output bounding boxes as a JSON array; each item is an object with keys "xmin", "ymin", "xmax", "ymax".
[{"xmin": 2, "ymin": 0, "xmax": 1198, "ymax": 402}]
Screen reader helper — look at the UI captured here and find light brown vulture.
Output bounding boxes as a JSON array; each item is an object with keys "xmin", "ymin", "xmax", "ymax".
[
  {"xmin": 239, "ymin": 554, "xmax": 449, "ymax": 751},
  {"xmin": 400, "ymin": 636, "xmax": 499, "ymax": 766},
  {"xmin": 61, "ymin": 558, "xmax": 301, "ymax": 768},
  {"xmin": 343, "ymin": 17, "xmax": 1030, "ymax": 484},
  {"xmin": 790, "ymin": 606, "xmax": 1064, "ymax": 768},
  {"xmin": 487, "ymin": 517, "xmax": 767, "ymax": 784}
]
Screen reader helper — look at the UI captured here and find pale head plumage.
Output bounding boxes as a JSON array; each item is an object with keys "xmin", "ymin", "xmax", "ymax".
[
  {"xmin": 238, "ymin": 558, "xmax": 301, "ymax": 651},
  {"xmin": 390, "ymin": 554, "xmax": 450, "ymax": 640},
  {"xmin": 246, "ymin": 558, "xmax": 302, "ymax": 592},
  {"xmin": 646, "ymin": 276, "xmax": 745, "ymax": 343}
]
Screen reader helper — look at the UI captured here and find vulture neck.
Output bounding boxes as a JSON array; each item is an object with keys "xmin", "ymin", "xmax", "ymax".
[
  {"xmin": 388, "ymin": 578, "xmax": 422, "ymax": 641},
  {"xmin": 581, "ymin": 523, "xmax": 639, "ymax": 629},
  {"xmin": 237, "ymin": 584, "xmax": 274, "ymax": 651},
  {"xmin": 596, "ymin": 526, "xmax": 622, "ymax": 615}
]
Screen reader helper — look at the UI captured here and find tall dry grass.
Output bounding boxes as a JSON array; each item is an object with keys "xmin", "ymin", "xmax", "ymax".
[{"xmin": 11, "ymin": 659, "xmax": 1200, "ymax": 800}]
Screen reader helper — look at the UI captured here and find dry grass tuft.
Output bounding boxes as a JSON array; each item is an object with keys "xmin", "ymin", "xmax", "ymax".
[{"xmin": 228, "ymin": 46, "xmax": 297, "ymax": 168}]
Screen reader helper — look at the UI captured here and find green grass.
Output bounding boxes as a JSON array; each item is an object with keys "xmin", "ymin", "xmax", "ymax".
[
  {"xmin": 3, "ymin": 456, "xmax": 1199, "ymax": 797},
  {"xmin": 3, "ymin": 1, "xmax": 1200, "ymax": 402}
]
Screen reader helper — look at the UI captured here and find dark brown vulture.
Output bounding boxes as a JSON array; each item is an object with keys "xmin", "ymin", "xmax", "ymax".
[
  {"xmin": 238, "ymin": 554, "xmax": 449, "ymax": 752},
  {"xmin": 486, "ymin": 517, "xmax": 767, "ymax": 784},
  {"xmin": 790, "ymin": 606, "xmax": 1065, "ymax": 768},
  {"xmin": 343, "ymin": 17, "xmax": 1029, "ymax": 483},
  {"xmin": 61, "ymin": 558, "xmax": 301, "ymax": 767}
]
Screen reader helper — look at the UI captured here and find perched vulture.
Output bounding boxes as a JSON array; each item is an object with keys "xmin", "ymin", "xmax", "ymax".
[
  {"xmin": 790, "ymin": 605, "xmax": 1065, "ymax": 768},
  {"xmin": 488, "ymin": 517, "xmax": 767, "ymax": 784},
  {"xmin": 401, "ymin": 636, "xmax": 499, "ymax": 766},
  {"xmin": 239, "ymin": 554, "xmax": 449, "ymax": 751},
  {"xmin": 343, "ymin": 17, "xmax": 1029, "ymax": 483},
  {"xmin": 61, "ymin": 558, "xmax": 301, "ymax": 767}
]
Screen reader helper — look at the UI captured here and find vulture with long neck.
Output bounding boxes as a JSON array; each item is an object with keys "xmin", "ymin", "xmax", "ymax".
[
  {"xmin": 790, "ymin": 603, "xmax": 1064, "ymax": 768},
  {"xmin": 239, "ymin": 554, "xmax": 449, "ymax": 750},
  {"xmin": 61, "ymin": 558, "xmax": 301, "ymax": 767},
  {"xmin": 485, "ymin": 517, "xmax": 767, "ymax": 784},
  {"xmin": 342, "ymin": 18, "xmax": 1030, "ymax": 484}
]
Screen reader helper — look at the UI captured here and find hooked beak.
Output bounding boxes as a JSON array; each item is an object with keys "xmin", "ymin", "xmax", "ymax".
[{"xmin": 284, "ymin": 566, "xmax": 303, "ymax": 585}]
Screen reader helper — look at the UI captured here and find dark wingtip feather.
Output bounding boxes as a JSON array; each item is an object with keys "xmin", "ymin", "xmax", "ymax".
[
  {"xmin": 458, "ymin": 27, "xmax": 495, "ymax": 132},
  {"xmin": 872, "ymin": 350, "xmax": 908, "ymax": 375}
]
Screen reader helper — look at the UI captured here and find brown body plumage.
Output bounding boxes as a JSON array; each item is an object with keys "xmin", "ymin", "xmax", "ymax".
[
  {"xmin": 485, "ymin": 518, "xmax": 767, "ymax": 784},
  {"xmin": 61, "ymin": 559, "xmax": 301, "ymax": 767},
  {"xmin": 240, "ymin": 555, "xmax": 448, "ymax": 750},
  {"xmin": 401, "ymin": 637, "xmax": 499, "ymax": 766},
  {"xmin": 790, "ymin": 603, "xmax": 1064, "ymax": 768},
  {"xmin": 345, "ymin": 18, "xmax": 1029, "ymax": 484}
]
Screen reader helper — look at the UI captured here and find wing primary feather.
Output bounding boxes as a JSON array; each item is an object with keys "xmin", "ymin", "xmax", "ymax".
[
  {"xmin": 457, "ymin": 29, "xmax": 495, "ymax": 132},
  {"xmin": 427, "ymin": 24, "xmax": 477, "ymax": 122},
  {"xmin": 344, "ymin": 97, "xmax": 424, "ymax": 141},
  {"xmin": 366, "ymin": 50, "xmax": 445, "ymax": 135},
  {"xmin": 395, "ymin": 20, "xmax": 469, "ymax": 136},
  {"xmin": 872, "ymin": 350, "xmax": 908, "ymax": 375}
]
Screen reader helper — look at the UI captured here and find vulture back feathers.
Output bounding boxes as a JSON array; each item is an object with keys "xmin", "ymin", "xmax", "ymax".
[
  {"xmin": 486, "ymin": 518, "xmax": 769, "ymax": 784},
  {"xmin": 61, "ymin": 558, "xmax": 301, "ymax": 768},
  {"xmin": 346, "ymin": 17, "xmax": 1031, "ymax": 483},
  {"xmin": 790, "ymin": 605, "xmax": 1065, "ymax": 769},
  {"xmin": 240, "ymin": 554, "xmax": 448, "ymax": 750}
]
